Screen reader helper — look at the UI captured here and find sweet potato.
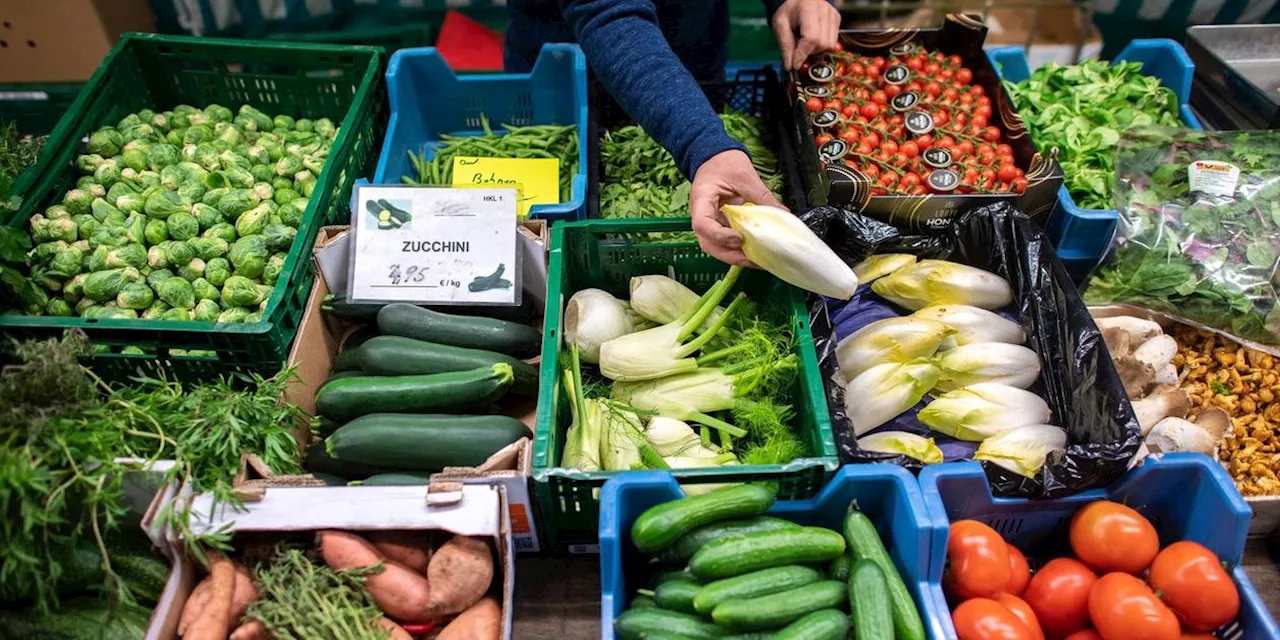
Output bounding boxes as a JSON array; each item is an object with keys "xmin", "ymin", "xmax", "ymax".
[
  {"xmin": 178, "ymin": 576, "xmax": 213, "ymax": 635},
  {"xmin": 425, "ymin": 536, "xmax": 493, "ymax": 617},
  {"xmin": 318, "ymin": 530, "xmax": 433, "ymax": 622},
  {"xmin": 369, "ymin": 530, "xmax": 432, "ymax": 574},
  {"xmin": 228, "ymin": 619, "xmax": 270, "ymax": 640},
  {"xmin": 230, "ymin": 563, "xmax": 259, "ymax": 625},
  {"xmin": 438, "ymin": 597, "xmax": 501, "ymax": 640},
  {"xmin": 374, "ymin": 617, "xmax": 414, "ymax": 640},
  {"xmin": 185, "ymin": 551, "xmax": 235, "ymax": 640},
  {"xmin": 318, "ymin": 530, "xmax": 383, "ymax": 570}
]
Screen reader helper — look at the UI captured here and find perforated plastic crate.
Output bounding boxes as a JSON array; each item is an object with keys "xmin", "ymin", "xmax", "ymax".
[
  {"xmin": 267, "ymin": 24, "xmax": 433, "ymax": 53},
  {"xmin": 920, "ymin": 454, "xmax": 1280, "ymax": 639}
]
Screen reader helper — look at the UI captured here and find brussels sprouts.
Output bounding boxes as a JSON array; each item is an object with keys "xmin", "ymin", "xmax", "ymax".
[
  {"xmin": 48, "ymin": 245, "xmax": 85, "ymax": 279},
  {"xmin": 162, "ymin": 240, "xmax": 195, "ymax": 267},
  {"xmin": 238, "ymin": 105, "xmax": 273, "ymax": 132},
  {"xmin": 43, "ymin": 205, "xmax": 70, "ymax": 221},
  {"xmin": 188, "ymin": 236, "xmax": 229, "ymax": 261},
  {"xmin": 116, "ymin": 193, "xmax": 147, "ymax": 215},
  {"xmin": 165, "ymin": 129, "xmax": 184, "ymax": 146},
  {"xmin": 106, "ymin": 180, "xmax": 139, "ymax": 204},
  {"xmin": 178, "ymin": 258, "xmax": 206, "ymax": 282},
  {"xmin": 145, "ymin": 143, "xmax": 179, "ymax": 171},
  {"xmin": 262, "ymin": 223, "xmax": 297, "ymax": 253},
  {"xmin": 123, "ymin": 123, "xmax": 158, "ymax": 143},
  {"xmin": 192, "ymin": 203, "xmax": 221, "ymax": 230},
  {"xmin": 192, "ymin": 144, "xmax": 221, "ymax": 172},
  {"xmin": 63, "ymin": 274, "xmax": 86, "ymax": 301},
  {"xmin": 204, "ymin": 257, "xmax": 232, "ymax": 287},
  {"xmin": 45, "ymin": 298, "xmax": 73, "ymax": 317},
  {"xmin": 281, "ymin": 198, "xmax": 308, "ymax": 227},
  {"xmin": 262, "ymin": 201, "xmax": 281, "ymax": 220},
  {"xmin": 159, "ymin": 165, "xmax": 186, "ymax": 191},
  {"xmin": 202, "ymin": 187, "xmax": 229, "ymax": 207},
  {"xmin": 295, "ymin": 173, "xmax": 317, "ymax": 199},
  {"xmin": 244, "ymin": 311, "xmax": 264, "ymax": 323},
  {"xmin": 192, "ymin": 277, "xmax": 221, "ymax": 303},
  {"xmin": 168, "ymin": 183, "xmax": 205, "ymax": 209},
  {"xmin": 146, "ymin": 268, "xmax": 174, "ymax": 291},
  {"xmin": 216, "ymin": 189, "xmax": 258, "ymax": 220},
  {"xmin": 169, "ymin": 111, "xmax": 191, "ymax": 130},
  {"xmin": 203, "ymin": 171, "xmax": 231, "ymax": 190},
  {"xmin": 93, "ymin": 198, "xmax": 123, "ymax": 222},
  {"xmin": 167, "ymin": 211, "xmax": 199, "ymax": 241},
  {"xmin": 262, "ymin": 252, "xmax": 287, "ymax": 286},
  {"xmin": 118, "ymin": 114, "xmax": 142, "ymax": 130},
  {"xmin": 161, "ymin": 308, "xmax": 192, "ymax": 321},
  {"xmin": 295, "ymin": 118, "xmax": 314, "ymax": 133},
  {"xmin": 144, "ymin": 219, "xmax": 168, "ymax": 245},
  {"xmin": 271, "ymin": 177, "xmax": 293, "ymax": 192},
  {"xmin": 274, "ymin": 155, "xmax": 304, "ymax": 177},
  {"xmin": 124, "ymin": 213, "xmax": 147, "ymax": 245},
  {"xmin": 193, "ymin": 298, "xmax": 221, "ymax": 321},
  {"xmin": 157, "ymin": 276, "xmax": 196, "ymax": 309},
  {"xmin": 119, "ymin": 148, "xmax": 147, "ymax": 173},
  {"xmin": 34, "ymin": 217, "xmax": 78, "ymax": 244},
  {"xmin": 202, "ymin": 223, "xmax": 237, "ymax": 244},
  {"xmin": 270, "ymin": 114, "xmax": 294, "ymax": 130},
  {"xmin": 88, "ymin": 128, "xmax": 124, "ymax": 156},
  {"xmin": 210, "ymin": 139, "xmax": 231, "ymax": 154},
  {"xmin": 84, "ymin": 268, "xmax": 136, "ymax": 302},
  {"xmin": 214, "ymin": 122, "xmax": 242, "ymax": 146},
  {"xmin": 75, "ymin": 216, "xmax": 100, "ymax": 241},
  {"xmin": 228, "ymin": 235, "xmax": 268, "ymax": 279},
  {"xmin": 136, "ymin": 171, "xmax": 162, "ymax": 189},
  {"xmin": 75, "ymin": 298, "xmax": 98, "ymax": 315},
  {"xmin": 235, "ymin": 203, "xmax": 270, "ymax": 237},
  {"xmin": 221, "ymin": 275, "xmax": 265, "ymax": 307},
  {"xmin": 64, "ymin": 189, "xmax": 94, "ymax": 216},
  {"xmin": 90, "ymin": 226, "xmax": 129, "ymax": 250},
  {"xmin": 144, "ymin": 190, "xmax": 191, "ymax": 219},
  {"xmin": 142, "ymin": 300, "xmax": 171, "ymax": 319},
  {"xmin": 86, "ymin": 306, "xmax": 139, "ymax": 320},
  {"xmin": 205, "ymin": 104, "xmax": 233, "ymax": 123},
  {"xmin": 105, "ymin": 243, "xmax": 147, "ymax": 269},
  {"xmin": 249, "ymin": 164, "xmax": 274, "ymax": 184},
  {"xmin": 183, "ymin": 124, "xmax": 213, "ymax": 145},
  {"xmin": 215, "ymin": 149, "xmax": 249, "ymax": 172},
  {"xmin": 76, "ymin": 154, "xmax": 106, "ymax": 174},
  {"xmin": 260, "ymin": 137, "xmax": 285, "ymax": 162},
  {"xmin": 186, "ymin": 110, "xmax": 211, "ymax": 126},
  {"xmin": 70, "ymin": 239, "xmax": 90, "ymax": 254},
  {"xmin": 117, "ymin": 282, "xmax": 154, "ymax": 309},
  {"xmin": 224, "ymin": 166, "xmax": 254, "ymax": 188},
  {"xmin": 86, "ymin": 246, "xmax": 109, "ymax": 272},
  {"xmin": 314, "ymin": 118, "xmax": 336, "ymax": 139},
  {"xmin": 245, "ymin": 145, "xmax": 270, "ymax": 165},
  {"xmin": 217, "ymin": 307, "xmax": 251, "ymax": 323},
  {"xmin": 250, "ymin": 181, "xmax": 275, "ymax": 202},
  {"xmin": 102, "ymin": 211, "xmax": 128, "ymax": 229},
  {"xmin": 31, "ymin": 239, "xmax": 67, "ymax": 263},
  {"xmin": 91, "ymin": 159, "xmax": 122, "ymax": 188},
  {"xmin": 86, "ymin": 183, "xmax": 107, "ymax": 199},
  {"xmin": 180, "ymin": 161, "xmax": 210, "ymax": 184}
]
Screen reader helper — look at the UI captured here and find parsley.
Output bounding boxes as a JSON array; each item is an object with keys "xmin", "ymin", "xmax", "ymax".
[{"xmin": 1210, "ymin": 379, "xmax": 1231, "ymax": 395}]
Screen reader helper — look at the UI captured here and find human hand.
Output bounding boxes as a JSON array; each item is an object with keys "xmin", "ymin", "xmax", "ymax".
[
  {"xmin": 689, "ymin": 149, "xmax": 786, "ymax": 266},
  {"xmin": 771, "ymin": 0, "xmax": 840, "ymax": 71}
]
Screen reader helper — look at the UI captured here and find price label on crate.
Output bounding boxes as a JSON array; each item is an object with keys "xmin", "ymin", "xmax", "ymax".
[{"xmin": 348, "ymin": 185, "xmax": 522, "ymax": 306}]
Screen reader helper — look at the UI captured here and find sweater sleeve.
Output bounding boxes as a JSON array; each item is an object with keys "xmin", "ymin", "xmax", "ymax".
[
  {"xmin": 559, "ymin": 0, "xmax": 744, "ymax": 179},
  {"xmin": 761, "ymin": 0, "xmax": 787, "ymax": 18}
]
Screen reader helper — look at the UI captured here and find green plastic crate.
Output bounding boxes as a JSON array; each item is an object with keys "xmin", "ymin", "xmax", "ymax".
[
  {"xmin": 531, "ymin": 218, "xmax": 840, "ymax": 554},
  {"xmin": 266, "ymin": 24, "xmax": 433, "ymax": 53},
  {"xmin": 0, "ymin": 83, "xmax": 83, "ymax": 136},
  {"xmin": 0, "ymin": 33, "xmax": 387, "ymax": 384}
]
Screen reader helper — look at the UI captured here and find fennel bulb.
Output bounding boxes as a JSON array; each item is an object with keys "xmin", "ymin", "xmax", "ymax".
[
  {"xmin": 559, "ymin": 346, "xmax": 603, "ymax": 471},
  {"xmin": 974, "ymin": 424, "xmax": 1066, "ymax": 477},
  {"xmin": 630, "ymin": 275, "xmax": 723, "ymax": 326},
  {"xmin": 857, "ymin": 431, "xmax": 944, "ymax": 464},
  {"xmin": 935, "ymin": 342, "xmax": 1042, "ymax": 391},
  {"xmin": 871, "ymin": 260, "xmax": 1013, "ymax": 310},
  {"xmin": 836, "ymin": 317, "xmax": 954, "ymax": 380},
  {"xmin": 645, "ymin": 416, "xmax": 703, "ymax": 457},
  {"xmin": 911, "ymin": 304, "xmax": 1025, "ymax": 347},
  {"xmin": 918, "ymin": 383, "xmax": 1051, "ymax": 441},
  {"xmin": 612, "ymin": 354, "xmax": 796, "ymax": 415},
  {"xmin": 852, "ymin": 253, "xmax": 917, "ymax": 283},
  {"xmin": 720, "ymin": 204, "xmax": 857, "ymax": 299},
  {"xmin": 600, "ymin": 404, "xmax": 648, "ymax": 471},
  {"xmin": 564, "ymin": 288, "xmax": 636, "ymax": 363},
  {"xmin": 844, "ymin": 359, "xmax": 942, "ymax": 436}
]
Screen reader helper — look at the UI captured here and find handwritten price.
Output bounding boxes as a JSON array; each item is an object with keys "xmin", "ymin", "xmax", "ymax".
[{"xmin": 387, "ymin": 264, "xmax": 427, "ymax": 285}]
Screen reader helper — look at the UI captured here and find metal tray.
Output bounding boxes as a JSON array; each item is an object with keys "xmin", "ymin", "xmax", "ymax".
[{"xmin": 1187, "ymin": 24, "xmax": 1280, "ymax": 128}]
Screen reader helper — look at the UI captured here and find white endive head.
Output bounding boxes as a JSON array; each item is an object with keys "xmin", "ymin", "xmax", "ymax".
[
  {"xmin": 644, "ymin": 416, "xmax": 703, "ymax": 457},
  {"xmin": 852, "ymin": 253, "xmax": 918, "ymax": 284},
  {"xmin": 630, "ymin": 275, "xmax": 713, "ymax": 325},
  {"xmin": 911, "ymin": 304, "xmax": 1025, "ymax": 347},
  {"xmin": 935, "ymin": 342, "xmax": 1042, "ymax": 391},
  {"xmin": 857, "ymin": 430, "xmax": 944, "ymax": 464},
  {"xmin": 721, "ymin": 204, "xmax": 857, "ymax": 300},
  {"xmin": 844, "ymin": 359, "xmax": 942, "ymax": 436},
  {"xmin": 974, "ymin": 424, "xmax": 1067, "ymax": 478},
  {"xmin": 564, "ymin": 288, "xmax": 636, "ymax": 363},
  {"xmin": 871, "ymin": 259, "xmax": 1013, "ymax": 310},
  {"xmin": 918, "ymin": 383, "xmax": 1052, "ymax": 441},
  {"xmin": 836, "ymin": 317, "xmax": 955, "ymax": 380}
]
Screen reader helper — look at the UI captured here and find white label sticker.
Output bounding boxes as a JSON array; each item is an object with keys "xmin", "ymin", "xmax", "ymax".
[
  {"xmin": 1188, "ymin": 160, "xmax": 1240, "ymax": 197},
  {"xmin": 348, "ymin": 185, "xmax": 521, "ymax": 305}
]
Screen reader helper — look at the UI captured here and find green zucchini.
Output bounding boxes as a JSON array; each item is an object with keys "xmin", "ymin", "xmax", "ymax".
[
  {"xmin": 377, "ymin": 303, "xmax": 541, "ymax": 358},
  {"xmin": 358, "ymin": 472, "xmax": 433, "ymax": 486},
  {"xmin": 110, "ymin": 549, "xmax": 170, "ymax": 605},
  {"xmin": 689, "ymin": 527, "xmax": 846, "ymax": 581},
  {"xmin": 773, "ymin": 609, "xmax": 850, "ymax": 640},
  {"xmin": 341, "ymin": 324, "xmax": 382, "ymax": 350},
  {"xmin": 614, "ymin": 608, "xmax": 731, "ymax": 639},
  {"xmin": 631, "ymin": 484, "xmax": 776, "ymax": 554},
  {"xmin": 710, "ymin": 580, "xmax": 846, "ymax": 631},
  {"xmin": 654, "ymin": 579, "xmax": 701, "ymax": 615},
  {"xmin": 325, "ymin": 413, "xmax": 528, "ymax": 471},
  {"xmin": 315, "ymin": 417, "xmax": 343, "ymax": 438},
  {"xmin": 304, "ymin": 441, "xmax": 398, "ymax": 479},
  {"xmin": 311, "ymin": 472, "xmax": 349, "ymax": 486},
  {"xmin": 355, "ymin": 335, "xmax": 538, "ymax": 396},
  {"xmin": 315, "ymin": 364, "xmax": 514, "ymax": 422},
  {"xmin": 322, "ymin": 294, "xmax": 539, "ymax": 324},
  {"xmin": 656, "ymin": 517, "xmax": 800, "ymax": 565},
  {"xmin": 693, "ymin": 565, "xmax": 822, "ymax": 615},
  {"xmin": 843, "ymin": 510, "xmax": 925, "ymax": 640},
  {"xmin": 322, "ymin": 293, "xmax": 383, "ymax": 319},
  {"xmin": 331, "ymin": 347, "xmax": 362, "ymax": 372},
  {"xmin": 849, "ymin": 560, "xmax": 893, "ymax": 640},
  {"xmin": 324, "ymin": 370, "xmax": 366, "ymax": 385},
  {"xmin": 827, "ymin": 553, "xmax": 854, "ymax": 582}
]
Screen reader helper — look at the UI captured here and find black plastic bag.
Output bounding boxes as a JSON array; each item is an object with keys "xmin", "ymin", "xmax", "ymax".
[{"xmin": 805, "ymin": 201, "xmax": 1141, "ymax": 498}]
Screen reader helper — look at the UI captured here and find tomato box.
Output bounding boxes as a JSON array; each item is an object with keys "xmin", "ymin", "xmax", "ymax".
[{"xmin": 785, "ymin": 15, "xmax": 1064, "ymax": 232}]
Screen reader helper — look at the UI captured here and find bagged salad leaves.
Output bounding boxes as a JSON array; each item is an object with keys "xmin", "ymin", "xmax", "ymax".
[{"xmin": 1085, "ymin": 128, "xmax": 1280, "ymax": 352}]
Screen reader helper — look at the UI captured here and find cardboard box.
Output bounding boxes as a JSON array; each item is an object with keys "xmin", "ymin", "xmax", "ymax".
[{"xmin": 1, "ymin": 1, "xmax": 155, "ymax": 83}]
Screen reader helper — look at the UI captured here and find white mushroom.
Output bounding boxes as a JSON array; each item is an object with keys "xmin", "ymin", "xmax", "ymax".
[
  {"xmin": 1134, "ymin": 334, "xmax": 1178, "ymax": 372},
  {"xmin": 1194, "ymin": 407, "xmax": 1231, "ymax": 441},
  {"xmin": 1153, "ymin": 363, "xmax": 1178, "ymax": 387},
  {"xmin": 1146, "ymin": 417, "xmax": 1218, "ymax": 455},
  {"xmin": 1095, "ymin": 316, "xmax": 1164, "ymax": 347},
  {"xmin": 1131, "ymin": 385, "xmax": 1192, "ymax": 436}
]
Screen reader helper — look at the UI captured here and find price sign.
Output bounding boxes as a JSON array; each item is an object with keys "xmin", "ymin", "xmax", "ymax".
[
  {"xmin": 808, "ymin": 64, "xmax": 835, "ymax": 82},
  {"xmin": 819, "ymin": 138, "xmax": 849, "ymax": 161},
  {"xmin": 884, "ymin": 65, "xmax": 910, "ymax": 85},
  {"xmin": 348, "ymin": 185, "xmax": 522, "ymax": 305},
  {"xmin": 451, "ymin": 156, "xmax": 559, "ymax": 218},
  {"xmin": 927, "ymin": 169, "xmax": 960, "ymax": 192},
  {"xmin": 905, "ymin": 110, "xmax": 935, "ymax": 135},
  {"xmin": 890, "ymin": 91, "xmax": 919, "ymax": 111},
  {"xmin": 923, "ymin": 147, "xmax": 952, "ymax": 169},
  {"xmin": 812, "ymin": 109, "xmax": 840, "ymax": 128},
  {"xmin": 803, "ymin": 85, "xmax": 832, "ymax": 98}
]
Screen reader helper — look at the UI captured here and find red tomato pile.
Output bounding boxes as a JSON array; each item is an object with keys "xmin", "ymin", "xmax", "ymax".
[
  {"xmin": 799, "ymin": 44, "xmax": 1028, "ymax": 196},
  {"xmin": 946, "ymin": 501, "xmax": 1241, "ymax": 640}
]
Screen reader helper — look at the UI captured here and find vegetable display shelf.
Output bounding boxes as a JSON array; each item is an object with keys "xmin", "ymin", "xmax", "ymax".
[
  {"xmin": 372, "ymin": 44, "xmax": 589, "ymax": 223},
  {"xmin": 531, "ymin": 218, "xmax": 840, "ymax": 554},
  {"xmin": 920, "ymin": 454, "xmax": 1280, "ymax": 640},
  {"xmin": 0, "ymin": 33, "xmax": 388, "ymax": 384},
  {"xmin": 597, "ymin": 464, "xmax": 948, "ymax": 639},
  {"xmin": 988, "ymin": 39, "xmax": 1202, "ymax": 285},
  {"xmin": 266, "ymin": 24, "xmax": 434, "ymax": 53}
]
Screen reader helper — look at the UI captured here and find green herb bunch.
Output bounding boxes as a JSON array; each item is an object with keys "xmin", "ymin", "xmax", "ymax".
[{"xmin": 246, "ymin": 545, "xmax": 390, "ymax": 640}]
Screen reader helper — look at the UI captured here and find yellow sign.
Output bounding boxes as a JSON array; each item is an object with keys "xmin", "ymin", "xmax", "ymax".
[{"xmin": 451, "ymin": 156, "xmax": 560, "ymax": 218}]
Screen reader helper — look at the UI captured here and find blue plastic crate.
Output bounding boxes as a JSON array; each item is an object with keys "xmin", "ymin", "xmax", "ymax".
[
  {"xmin": 920, "ymin": 453, "xmax": 1280, "ymax": 639},
  {"xmin": 598, "ymin": 465, "xmax": 950, "ymax": 639},
  {"xmin": 372, "ymin": 44, "xmax": 589, "ymax": 222},
  {"xmin": 988, "ymin": 39, "xmax": 1202, "ymax": 284}
]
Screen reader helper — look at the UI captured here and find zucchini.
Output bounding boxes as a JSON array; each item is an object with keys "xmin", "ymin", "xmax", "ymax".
[
  {"xmin": 326, "ymin": 413, "xmax": 528, "ymax": 471},
  {"xmin": 324, "ymin": 370, "xmax": 366, "ymax": 385},
  {"xmin": 773, "ymin": 609, "xmax": 850, "ymax": 640},
  {"xmin": 377, "ymin": 303, "xmax": 541, "ymax": 358},
  {"xmin": 656, "ymin": 517, "xmax": 800, "ymax": 565},
  {"xmin": 631, "ymin": 484, "xmax": 776, "ymax": 554},
  {"xmin": 332, "ymin": 347, "xmax": 362, "ymax": 372},
  {"xmin": 843, "ymin": 510, "xmax": 925, "ymax": 640},
  {"xmin": 311, "ymin": 472, "xmax": 349, "ymax": 486},
  {"xmin": 689, "ymin": 527, "xmax": 846, "ymax": 580},
  {"xmin": 315, "ymin": 364, "xmax": 514, "ymax": 422},
  {"xmin": 693, "ymin": 565, "xmax": 822, "ymax": 615},
  {"xmin": 653, "ymin": 579, "xmax": 701, "ymax": 615},
  {"xmin": 356, "ymin": 335, "xmax": 538, "ymax": 396},
  {"xmin": 614, "ymin": 608, "xmax": 731, "ymax": 639},
  {"xmin": 358, "ymin": 472, "xmax": 433, "ymax": 486},
  {"xmin": 110, "ymin": 549, "xmax": 169, "ymax": 605},
  {"xmin": 323, "ymin": 294, "xmax": 540, "ymax": 324},
  {"xmin": 827, "ymin": 553, "xmax": 854, "ymax": 582},
  {"xmin": 710, "ymin": 580, "xmax": 846, "ymax": 631},
  {"xmin": 304, "ymin": 441, "xmax": 398, "ymax": 479},
  {"xmin": 315, "ymin": 417, "xmax": 343, "ymax": 438},
  {"xmin": 322, "ymin": 293, "xmax": 383, "ymax": 319},
  {"xmin": 341, "ymin": 324, "xmax": 382, "ymax": 350},
  {"xmin": 848, "ymin": 560, "xmax": 893, "ymax": 640}
]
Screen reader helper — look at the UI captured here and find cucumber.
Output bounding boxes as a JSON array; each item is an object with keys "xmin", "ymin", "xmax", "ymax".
[
  {"xmin": 631, "ymin": 595, "xmax": 658, "ymax": 609},
  {"xmin": 356, "ymin": 335, "xmax": 538, "ymax": 396},
  {"xmin": 377, "ymin": 303, "xmax": 541, "ymax": 358},
  {"xmin": 693, "ymin": 565, "xmax": 822, "ymax": 615},
  {"xmin": 654, "ymin": 578, "xmax": 701, "ymax": 615},
  {"xmin": 315, "ymin": 364, "xmax": 514, "ymax": 422},
  {"xmin": 710, "ymin": 580, "xmax": 846, "ymax": 631},
  {"xmin": 849, "ymin": 560, "xmax": 893, "ymax": 640},
  {"xmin": 773, "ymin": 609, "xmax": 850, "ymax": 640},
  {"xmin": 358, "ymin": 472, "xmax": 433, "ymax": 486},
  {"xmin": 305, "ymin": 441, "xmax": 398, "ymax": 479},
  {"xmin": 652, "ymin": 569, "xmax": 695, "ymax": 586},
  {"xmin": 326, "ymin": 413, "xmax": 528, "ymax": 470},
  {"xmin": 332, "ymin": 347, "xmax": 362, "ymax": 372},
  {"xmin": 689, "ymin": 527, "xmax": 846, "ymax": 581},
  {"xmin": 631, "ymin": 484, "xmax": 776, "ymax": 554},
  {"xmin": 614, "ymin": 608, "xmax": 732, "ymax": 639},
  {"xmin": 827, "ymin": 553, "xmax": 854, "ymax": 582},
  {"xmin": 110, "ymin": 549, "xmax": 170, "ymax": 605},
  {"xmin": 842, "ymin": 510, "xmax": 925, "ymax": 640},
  {"xmin": 656, "ymin": 517, "xmax": 800, "ymax": 565}
]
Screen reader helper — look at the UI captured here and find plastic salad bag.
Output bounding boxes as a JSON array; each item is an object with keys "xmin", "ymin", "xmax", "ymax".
[{"xmin": 1085, "ymin": 127, "xmax": 1280, "ymax": 353}]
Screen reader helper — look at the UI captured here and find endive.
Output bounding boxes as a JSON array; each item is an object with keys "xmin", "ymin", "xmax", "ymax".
[
  {"xmin": 935, "ymin": 342, "xmax": 1042, "ymax": 391},
  {"xmin": 844, "ymin": 359, "xmax": 942, "ymax": 436},
  {"xmin": 871, "ymin": 259, "xmax": 1013, "ymax": 310},
  {"xmin": 835, "ymin": 317, "xmax": 954, "ymax": 380},
  {"xmin": 852, "ymin": 253, "xmax": 917, "ymax": 283},
  {"xmin": 918, "ymin": 383, "xmax": 1052, "ymax": 441},
  {"xmin": 564, "ymin": 288, "xmax": 639, "ymax": 363},
  {"xmin": 721, "ymin": 204, "xmax": 857, "ymax": 299},
  {"xmin": 911, "ymin": 304, "xmax": 1025, "ymax": 347},
  {"xmin": 857, "ymin": 431, "xmax": 944, "ymax": 464},
  {"xmin": 974, "ymin": 424, "xmax": 1067, "ymax": 478}
]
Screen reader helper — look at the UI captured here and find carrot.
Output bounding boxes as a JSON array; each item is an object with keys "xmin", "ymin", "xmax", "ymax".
[
  {"xmin": 438, "ymin": 597, "xmax": 502, "ymax": 640},
  {"xmin": 374, "ymin": 617, "xmax": 414, "ymax": 640},
  {"xmin": 185, "ymin": 550, "xmax": 236, "ymax": 640},
  {"xmin": 177, "ymin": 576, "xmax": 213, "ymax": 636},
  {"xmin": 228, "ymin": 619, "xmax": 270, "ymax": 640},
  {"xmin": 426, "ymin": 536, "xmax": 493, "ymax": 617},
  {"xmin": 369, "ymin": 530, "xmax": 432, "ymax": 574},
  {"xmin": 318, "ymin": 530, "xmax": 432, "ymax": 622}
]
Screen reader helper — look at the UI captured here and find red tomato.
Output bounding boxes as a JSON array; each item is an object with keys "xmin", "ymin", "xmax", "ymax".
[
  {"xmin": 953, "ymin": 598, "xmax": 1035, "ymax": 640},
  {"xmin": 971, "ymin": 84, "xmax": 985, "ymax": 96},
  {"xmin": 957, "ymin": 140, "xmax": 975, "ymax": 156},
  {"xmin": 916, "ymin": 134, "xmax": 934, "ymax": 149},
  {"xmin": 925, "ymin": 61, "xmax": 942, "ymax": 76},
  {"xmin": 824, "ymin": 99, "xmax": 841, "ymax": 111},
  {"xmin": 998, "ymin": 165, "xmax": 1019, "ymax": 184},
  {"xmin": 900, "ymin": 141, "xmax": 920, "ymax": 158},
  {"xmin": 1148, "ymin": 541, "xmax": 1239, "ymax": 631},
  {"xmin": 862, "ymin": 163, "xmax": 880, "ymax": 179},
  {"xmin": 956, "ymin": 68, "xmax": 974, "ymax": 84},
  {"xmin": 907, "ymin": 56, "xmax": 924, "ymax": 71},
  {"xmin": 1006, "ymin": 545, "xmax": 1030, "ymax": 596},
  {"xmin": 1070, "ymin": 501, "xmax": 1159, "ymax": 574},
  {"xmin": 996, "ymin": 143, "xmax": 1013, "ymax": 156},
  {"xmin": 1181, "ymin": 635, "xmax": 1216, "ymax": 640},
  {"xmin": 1089, "ymin": 573, "xmax": 1180, "ymax": 640},
  {"xmin": 976, "ymin": 104, "xmax": 993, "ymax": 119},
  {"xmin": 829, "ymin": 42, "xmax": 843, "ymax": 53},
  {"xmin": 983, "ymin": 126, "xmax": 1002, "ymax": 142},
  {"xmin": 995, "ymin": 593, "xmax": 1045, "ymax": 640},
  {"xmin": 872, "ymin": 90, "xmax": 888, "ymax": 105},
  {"xmin": 881, "ymin": 140, "xmax": 899, "ymax": 154},
  {"xmin": 885, "ymin": 84, "xmax": 902, "ymax": 98},
  {"xmin": 926, "ymin": 81, "xmax": 943, "ymax": 96},
  {"xmin": 814, "ymin": 134, "xmax": 833, "ymax": 146},
  {"xmin": 863, "ymin": 132, "xmax": 880, "ymax": 148},
  {"xmin": 1064, "ymin": 631, "xmax": 1103, "ymax": 640},
  {"xmin": 842, "ymin": 104, "xmax": 860, "ymax": 119},
  {"xmin": 949, "ymin": 54, "xmax": 963, "ymax": 67},
  {"xmin": 860, "ymin": 102, "xmax": 881, "ymax": 119},
  {"xmin": 1012, "ymin": 178, "xmax": 1028, "ymax": 193},
  {"xmin": 901, "ymin": 172, "xmax": 921, "ymax": 188},
  {"xmin": 856, "ymin": 144, "xmax": 874, "ymax": 155},
  {"xmin": 948, "ymin": 520, "xmax": 1012, "ymax": 600},
  {"xmin": 805, "ymin": 97, "xmax": 824, "ymax": 113},
  {"xmin": 1023, "ymin": 558, "xmax": 1096, "ymax": 639}
]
